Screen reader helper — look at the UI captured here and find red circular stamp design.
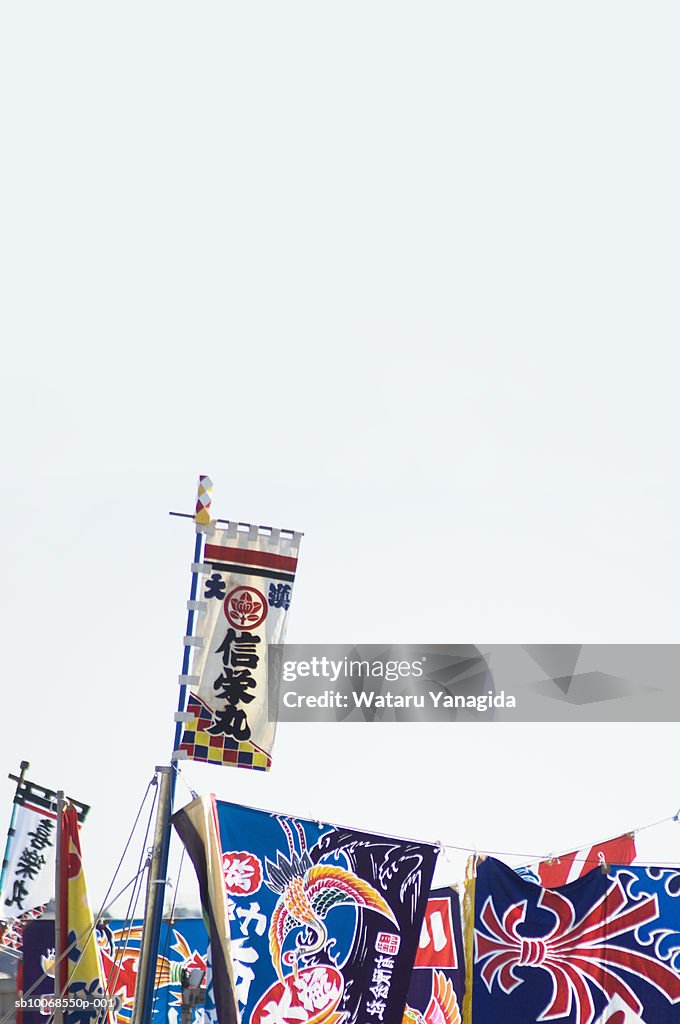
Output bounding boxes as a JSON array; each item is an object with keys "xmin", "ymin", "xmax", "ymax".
[
  {"xmin": 252, "ymin": 966, "xmax": 343, "ymax": 1024},
  {"xmin": 222, "ymin": 850, "xmax": 262, "ymax": 895},
  {"xmin": 224, "ymin": 586, "xmax": 268, "ymax": 630}
]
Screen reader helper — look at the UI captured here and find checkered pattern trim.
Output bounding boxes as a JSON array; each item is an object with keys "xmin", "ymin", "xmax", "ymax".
[
  {"xmin": 178, "ymin": 693, "xmax": 272, "ymax": 772},
  {"xmin": 195, "ymin": 475, "xmax": 213, "ymax": 525}
]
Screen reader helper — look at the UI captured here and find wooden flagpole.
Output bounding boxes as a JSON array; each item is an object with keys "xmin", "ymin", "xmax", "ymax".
[{"xmin": 131, "ymin": 476, "xmax": 212, "ymax": 1024}]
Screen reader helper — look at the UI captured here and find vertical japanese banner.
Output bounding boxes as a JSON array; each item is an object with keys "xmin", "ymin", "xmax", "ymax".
[
  {"xmin": 173, "ymin": 797, "xmax": 438, "ymax": 1024},
  {"xmin": 58, "ymin": 803, "xmax": 112, "ymax": 1024},
  {"xmin": 174, "ymin": 524, "xmax": 302, "ymax": 771},
  {"xmin": 404, "ymin": 887, "xmax": 464, "ymax": 1024},
  {"xmin": 0, "ymin": 778, "xmax": 88, "ymax": 921}
]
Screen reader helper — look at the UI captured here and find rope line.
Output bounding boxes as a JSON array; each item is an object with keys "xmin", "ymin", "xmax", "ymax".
[
  {"xmin": 95, "ymin": 779, "xmax": 160, "ymax": 1024},
  {"xmin": 211, "ymin": 794, "xmax": 680, "ymax": 867},
  {"xmin": 60, "ymin": 779, "xmax": 159, "ymax": 1024}
]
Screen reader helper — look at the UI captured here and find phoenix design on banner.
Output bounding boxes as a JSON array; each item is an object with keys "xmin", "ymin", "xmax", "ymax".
[
  {"xmin": 402, "ymin": 972, "xmax": 460, "ymax": 1024},
  {"xmin": 265, "ymin": 817, "xmax": 397, "ymax": 978},
  {"xmin": 173, "ymin": 798, "xmax": 438, "ymax": 1024}
]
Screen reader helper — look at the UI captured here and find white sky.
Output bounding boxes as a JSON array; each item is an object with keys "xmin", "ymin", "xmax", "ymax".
[{"xmin": 1, "ymin": 2, "xmax": 679, "ymax": 918}]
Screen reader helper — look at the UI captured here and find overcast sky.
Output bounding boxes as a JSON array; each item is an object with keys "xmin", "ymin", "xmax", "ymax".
[{"xmin": 1, "ymin": 2, "xmax": 679, "ymax": 918}]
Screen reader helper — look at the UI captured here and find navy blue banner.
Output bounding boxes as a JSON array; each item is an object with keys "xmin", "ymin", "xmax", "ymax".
[
  {"xmin": 473, "ymin": 857, "xmax": 680, "ymax": 1023},
  {"xmin": 213, "ymin": 800, "xmax": 438, "ymax": 1024}
]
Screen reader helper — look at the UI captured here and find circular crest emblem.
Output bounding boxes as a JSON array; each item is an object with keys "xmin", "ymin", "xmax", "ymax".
[
  {"xmin": 252, "ymin": 966, "xmax": 343, "ymax": 1024},
  {"xmin": 224, "ymin": 586, "xmax": 268, "ymax": 630}
]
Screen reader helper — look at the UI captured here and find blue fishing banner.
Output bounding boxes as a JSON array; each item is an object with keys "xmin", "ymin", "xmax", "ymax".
[
  {"xmin": 404, "ymin": 887, "xmax": 464, "ymax": 1024},
  {"xmin": 21, "ymin": 917, "xmax": 208, "ymax": 1024},
  {"xmin": 472, "ymin": 856, "xmax": 680, "ymax": 1023},
  {"xmin": 173, "ymin": 797, "xmax": 438, "ymax": 1024}
]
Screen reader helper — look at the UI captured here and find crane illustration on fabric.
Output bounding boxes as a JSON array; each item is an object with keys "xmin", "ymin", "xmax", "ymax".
[
  {"xmin": 402, "ymin": 972, "xmax": 461, "ymax": 1024},
  {"xmin": 217, "ymin": 806, "xmax": 437, "ymax": 1024},
  {"xmin": 266, "ymin": 817, "xmax": 397, "ymax": 979}
]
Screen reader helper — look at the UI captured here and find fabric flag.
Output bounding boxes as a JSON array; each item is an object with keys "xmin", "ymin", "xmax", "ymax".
[
  {"xmin": 595, "ymin": 995, "xmax": 647, "ymax": 1022},
  {"xmin": 403, "ymin": 887, "xmax": 465, "ymax": 1024},
  {"xmin": 534, "ymin": 833, "xmax": 637, "ymax": 888},
  {"xmin": 471, "ymin": 856, "xmax": 680, "ymax": 1023},
  {"xmin": 174, "ymin": 796, "xmax": 438, "ymax": 1024},
  {"xmin": 171, "ymin": 796, "xmax": 238, "ymax": 1024},
  {"xmin": 58, "ymin": 803, "xmax": 112, "ymax": 1024},
  {"xmin": 176, "ymin": 525, "xmax": 302, "ymax": 772},
  {"xmin": 0, "ymin": 905, "xmax": 47, "ymax": 955},
  {"xmin": 22, "ymin": 917, "xmax": 209, "ymax": 1024},
  {"xmin": 1, "ymin": 776, "xmax": 89, "ymax": 922}
]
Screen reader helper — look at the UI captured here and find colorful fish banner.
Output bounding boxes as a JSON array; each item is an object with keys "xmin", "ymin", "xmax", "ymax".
[
  {"xmin": 175, "ymin": 525, "xmax": 302, "ymax": 772},
  {"xmin": 522, "ymin": 833, "xmax": 637, "ymax": 889},
  {"xmin": 0, "ymin": 776, "xmax": 88, "ymax": 921},
  {"xmin": 173, "ymin": 797, "xmax": 438, "ymax": 1024},
  {"xmin": 403, "ymin": 887, "xmax": 464, "ymax": 1024},
  {"xmin": 21, "ymin": 917, "xmax": 208, "ymax": 1024},
  {"xmin": 471, "ymin": 856, "xmax": 680, "ymax": 1023}
]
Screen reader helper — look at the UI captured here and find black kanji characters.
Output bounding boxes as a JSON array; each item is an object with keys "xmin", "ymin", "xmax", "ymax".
[
  {"xmin": 268, "ymin": 583, "xmax": 291, "ymax": 610},
  {"xmin": 15, "ymin": 848, "xmax": 46, "ymax": 880},
  {"xmin": 4, "ymin": 878, "xmax": 29, "ymax": 911},
  {"xmin": 216, "ymin": 629, "xmax": 259, "ymax": 669},
  {"xmin": 209, "ymin": 628, "xmax": 262, "ymax": 741},
  {"xmin": 213, "ymin": 670, "xmax": 256, "ymax": 706},
  {"xmin": 208, "ymin": 706, "xmax": 252, "ymax": 741},
  {"xmin": 26, "ymin": 818, "xmax": 54, "ymax": 851},
  {"xmin": 204, "ymin": 573, "xmax": 227, "ymax": 600}
]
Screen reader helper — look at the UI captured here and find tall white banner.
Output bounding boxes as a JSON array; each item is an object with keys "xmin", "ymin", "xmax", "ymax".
[
  {"xmin": 1, "ymin": 779, "xmax": 89, "ymax": 922},
  {"xmin": 1, "ymin": 790, "xmax": 56, "ymax": 919},
  {"xmin": 175, "ymin": 525, "xmax": 301, "ymax": 771}
]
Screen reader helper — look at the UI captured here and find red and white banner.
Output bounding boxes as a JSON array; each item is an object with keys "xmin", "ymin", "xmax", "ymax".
[
  {"xmin": 538, "ymin": 832, "xmax": 636, "ymax": 887},
  {"xmin": 415, "ymin": 895, "xmax": 458, "ymax": 970}
]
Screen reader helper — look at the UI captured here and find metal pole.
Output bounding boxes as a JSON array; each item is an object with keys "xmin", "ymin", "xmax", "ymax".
[
  {"xmin": 132, "ymin": 476, "xmax": 212, "ymax": 1024},
  {"xmin": 131, "ymin": 767, "xmax": 173, "ymax": 1024},
  {"xmin": 54, "ymin": 790, "xmax": 65, "ymax": 1024},
  {"xmin": 0, "ymin": 760, "xmax": 30, "ymax": 897}
]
